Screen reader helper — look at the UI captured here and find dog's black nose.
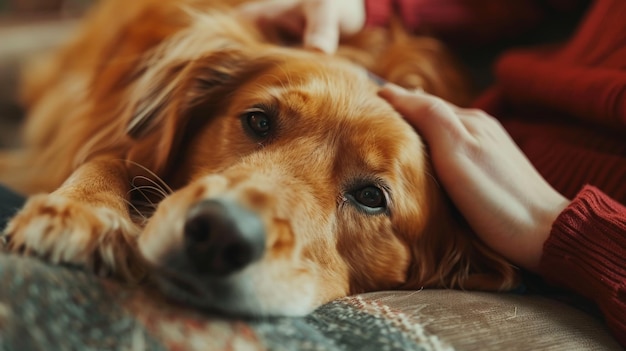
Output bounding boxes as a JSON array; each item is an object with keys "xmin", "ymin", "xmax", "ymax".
[{"xmin": 184, "ymin": 199, "xmax": 265, "ymax": 276}]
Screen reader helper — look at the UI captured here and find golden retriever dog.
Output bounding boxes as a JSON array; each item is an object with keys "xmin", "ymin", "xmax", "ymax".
[{"xmin": 0, "ymin": 0, "xmax": 517, "ymax": 316}]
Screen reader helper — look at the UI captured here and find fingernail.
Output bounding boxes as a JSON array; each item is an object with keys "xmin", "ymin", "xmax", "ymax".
[
  {"xmin": 382, "ymin": 83, "xmax": 429, "ymax": 97},
  {"xmin": 380, "ymin": 83, "xmax": 407, "ymax": 97},
  {"xmin": 383, "ymin": 82, "xmax": 403, "ymax": 92},
  {"xmin": 306, "ymin": 45, "xmax": 330, "ymax": 54}
]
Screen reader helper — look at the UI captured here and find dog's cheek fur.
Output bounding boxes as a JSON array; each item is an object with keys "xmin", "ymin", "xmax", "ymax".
[
  {"xmin": 327, "ymin": 110, "xmax": 422, "ymax": 294},
  {"xmin": 336, "ymin": 212, "xmax": 411, "ymax": 294}
]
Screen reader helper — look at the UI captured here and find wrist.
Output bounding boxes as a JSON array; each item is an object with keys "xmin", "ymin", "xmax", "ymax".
[{"xmin": 524, "ymin": 196, "xmax": 570, "ymax": 272}]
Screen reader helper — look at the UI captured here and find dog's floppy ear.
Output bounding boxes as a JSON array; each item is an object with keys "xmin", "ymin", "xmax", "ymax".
[
  {"xmin": 403, "ymin": 190, "xmax": 520, "ymax": 292},
  {"xmin": 124, "ymin": 48, "xmax": 274, "ymax": 174},
  {"xmin": 126, "ymin": 49, "xmax": 257, "ymax": 139}
]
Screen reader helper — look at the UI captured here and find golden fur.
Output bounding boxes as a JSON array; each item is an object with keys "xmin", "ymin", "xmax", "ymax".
[{"xmin": 0, "ymin": 0, "xmax": 517, "ymax": 316}]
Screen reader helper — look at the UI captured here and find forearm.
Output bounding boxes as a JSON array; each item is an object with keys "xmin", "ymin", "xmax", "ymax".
[{"xmin": 540, "ymin": 185, "xmax": 626, "ymax": 346}]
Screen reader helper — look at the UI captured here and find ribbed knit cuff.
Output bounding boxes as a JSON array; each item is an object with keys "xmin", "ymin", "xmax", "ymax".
[
  {"xmin": 364, "ymin": 0, "xmax": 393, "ymax": 27},
  {"xmin": 541, "ymin": 185, "xmax": 626, "ymax": 346}
]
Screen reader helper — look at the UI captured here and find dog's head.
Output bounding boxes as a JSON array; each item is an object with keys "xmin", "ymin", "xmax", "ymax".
[{"xmin": 125, "ymin": 16, "xmax": 517, "ymax": 317}]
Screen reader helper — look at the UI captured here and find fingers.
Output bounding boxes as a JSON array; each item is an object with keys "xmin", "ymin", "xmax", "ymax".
[
  {"xmin": 378, "ymin": 83, "xmax": 471, "ymax": 146},
  {"xmin": 238, "ymin": 0, "xmax": 365, "ymax": 54},
  {"xmin": 302, "ymin": 0, "xmax": 339, "ymax": 53},
  {"xmin": 238, "ymin": 0, "xmax": 339, "ymax": 54}
]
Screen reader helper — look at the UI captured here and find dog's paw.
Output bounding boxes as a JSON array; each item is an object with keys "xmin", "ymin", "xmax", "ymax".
[{"xmin": 1, "ymin": 194, "xmax": 145, "ymax": 282}]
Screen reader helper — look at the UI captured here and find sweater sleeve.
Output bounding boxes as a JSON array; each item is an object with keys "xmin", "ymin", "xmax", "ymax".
[
  {"xmin": 540, "ymin": 185, "xmax": 626, "ymax": 346},
  {"xmin": 364, "ymin": 0, "xmax": 586, "ymax": 45}
]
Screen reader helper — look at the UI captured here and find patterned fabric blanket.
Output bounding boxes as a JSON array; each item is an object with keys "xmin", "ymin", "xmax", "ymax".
[{"xmin": 0, "ymin": 254, "xmax": 451, "ymax": 351}]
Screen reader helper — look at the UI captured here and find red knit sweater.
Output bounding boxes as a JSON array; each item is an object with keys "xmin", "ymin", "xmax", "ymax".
[{"xmin": 366, "ymin": 0, "xmax": 626, "ymax": 345}]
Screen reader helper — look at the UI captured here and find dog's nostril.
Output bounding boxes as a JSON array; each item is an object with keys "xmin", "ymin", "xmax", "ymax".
[
  {"xmin": 184, "ymin": 215, "xmax": 211, "ymax": 245},
  {"xmin": 183, "ymin": 199, "xmax": 265, "ymax": 276},
  {"xmin": 222, "ymin": 243, "xmax": 252, "ymax": 269}
]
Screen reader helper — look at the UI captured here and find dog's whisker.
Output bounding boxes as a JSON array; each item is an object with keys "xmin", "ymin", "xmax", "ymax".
[
  {"xmin": 425, "ymin": 170, "xmax": 440, "ymax": 188},
  {"xmin": 124, "ymin": 160, "xmax": 174, "ymax": 194},
  {"xmin": 130, "ymin": 176, "xmax": 170, "ymax": 200},
  {"xmin": 129, "ymin": 188, "xmax": 166, "ymax": 206},
  {"xmin": 128, "ymin": 185, "xmax": 168, "ymax": 214},
  {"xmin": 128, "ymin": 184, "xmax": 161, "ymax": 209},
  {"xmin": 132, "ymin": 200, "xmax": 159, "ymax": 209},
  {"xmin": 131, "ymin": 181, "xmax": 170, "ymax": 200},
  {"xmin": 123, "ymin": 198, "xmax": 149, "ymax": 221}
]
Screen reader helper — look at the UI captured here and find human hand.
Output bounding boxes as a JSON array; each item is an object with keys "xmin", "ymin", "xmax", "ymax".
[
  {"xmin": 237, "ymin": 0, "xmax": 365, "ymax": 54},
  {"xmin": 379, "ymin": 84, "xmax": 571, "ymax": 271}
]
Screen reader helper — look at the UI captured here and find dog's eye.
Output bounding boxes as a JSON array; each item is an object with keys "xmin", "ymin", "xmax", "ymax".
[
  {"xmin": 245, "ymin": 110, "xmax": 271, "ymax": 137},
  {"xmin": 354, "ymin": 186, "xmax": 386, "ymax": 209}
]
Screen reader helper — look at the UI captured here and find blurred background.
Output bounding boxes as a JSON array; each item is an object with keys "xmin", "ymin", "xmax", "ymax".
[
  {"xmin": 1, "ymin": 0, "xmax": 91, "ymax": 15},
  {"xmin": 0, "ymin": 0, "xmax": 93, "ymax": 147}
]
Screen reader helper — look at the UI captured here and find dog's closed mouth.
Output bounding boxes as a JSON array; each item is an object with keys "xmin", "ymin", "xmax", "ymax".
[
  {"xmin": 152, "ymin": 266, "xmax": 266, "ymax": 316},
  {"xmin": 154, "ymin": 268, "xmax": 207, "ymax": 300},
  {"xmin": 150, "ymin": 254, "xmax": 246, "ymax": 306}
]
